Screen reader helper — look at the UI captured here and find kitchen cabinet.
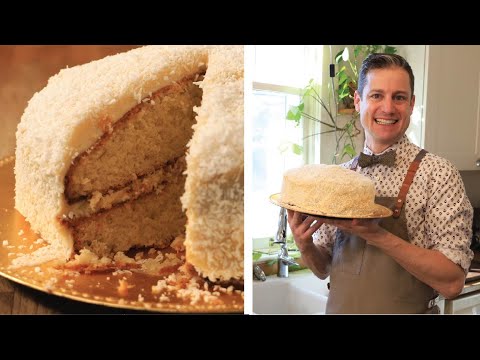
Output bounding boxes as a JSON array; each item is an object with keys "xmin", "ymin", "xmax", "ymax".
[
  {"xmin": 443, "ymin": 275, "xmax": 480, "ymax": 314},
  {"xmin": 423, "ymin": 45, "xmax": 480, "ymax": 171},
  {"xmin": 444, "ymin": 290, "xmax": 480, "ymax": 314}
]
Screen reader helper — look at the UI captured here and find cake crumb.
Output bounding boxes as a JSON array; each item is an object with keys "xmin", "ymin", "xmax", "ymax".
[
  {"xmin": 170, "ymin": 235, "xmax": 185, "ymax": 252},
  {"xmin": 18, "ymin": 230, "xmax": 24, "ymax": 236},
  {"xmin": 66, "ymin": 248, "xmax": 112, "ymax": 267},
  {"xmin": 150, "ymin": 267, "xmax": 229, "ymax": 306},
  {"xmin": 143, "ymin": 302, "xmax": 152, "ymax": 309},
  {"xmin": 45, "ymin": 277, "xmax": 58, "ymax": 292},
  {"xmin": 112, "ymin": 269, "xmax": 132, "ymax": 276},
  {"xmin": 117, "ymin": 279, "xmax": 134, "ymax": 297},
  {"xmin": 2, "ymin": 240, "xmax": 8, "ymax": 246},
  {"xmin": 159, "ymin": 294, "xmax": 170, "ymax": 302},
  {"xmin": 113, "ymin": 252, "xmax": 136, "ymax": 265}
]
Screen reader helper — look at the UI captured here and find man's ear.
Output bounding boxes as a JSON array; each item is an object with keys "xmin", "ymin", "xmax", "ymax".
[
  {"xmin": 410, "ymin": 94, "xmax": 416, "ymax": 114},
  {"xmin": 354, "ymin": 90, "xmax": 361, "ymax": 112}
]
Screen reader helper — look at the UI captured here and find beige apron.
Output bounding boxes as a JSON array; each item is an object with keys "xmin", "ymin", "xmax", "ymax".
[{"xmin": 325, "ymin": 149, "xmax": 439, "ymax": 314}]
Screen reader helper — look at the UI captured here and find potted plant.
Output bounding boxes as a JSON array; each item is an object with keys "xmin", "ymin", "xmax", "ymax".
[
  {"xmin": 286, "ymin": 45, "xmax": 397, "ymax": 164},
  {"xmin": 336, "ymin": 45, "xmax": 397, "ymax": 113}
]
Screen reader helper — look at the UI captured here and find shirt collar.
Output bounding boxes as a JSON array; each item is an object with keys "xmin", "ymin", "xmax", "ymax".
[{"xmin": 362, "ymin": 134, "xmax": 410, "ymax": 156}]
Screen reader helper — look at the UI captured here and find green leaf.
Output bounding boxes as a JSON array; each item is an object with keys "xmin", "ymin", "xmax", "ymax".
[
  {"xmin": 303, "ymin": 86, "xmax": 314, "ymax": 98},
  {"xmin": 335, "ymin": 50, "xmax": 344, "ymax": 63},
  {"xmin": 337, "ymin": 71, "xmax": 348, "ymax": 85},
  {"xmin": 292, "ymin": 143, "xmax": 303, "ymax": 155},
  {"xmin": 252, "ymin": 251, "xmax": 262, "ymax": 261},
  {"xmin": 341, "ymin": 143, "xmax": 356, "ymax": 160},
  {"xmin": 286, "ymin": 104, "xmax": 302, "ymax": 122},
  {"xmin": 345, "ymin": 121, "xmax": 353, "ymax": 135},
  {"xmin": 253, "ymin": 252, "xmax": 262, "ymax": 261},
  {"xmin": 339, "ymin": 82, "xmax": 350, "ymax": 97},
  {"xmin": 354, "ymin": 46, "xmax": 361, "ymax": 58},
  {"xmin": 288, "ymin": 264, "xmax": 304, "ymax": 272},
  {"xmin": 267, "ymin": 259, "xmax": 276, "ymax": 266},
  {"xmin": 384, "ymin": 45, "xmax": 397, "ymax": 54}
]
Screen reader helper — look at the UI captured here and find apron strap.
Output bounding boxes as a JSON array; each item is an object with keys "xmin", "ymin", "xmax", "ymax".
[{"xmin": 393, "ymin": 149, "xmax": 428, "ymax": 218}]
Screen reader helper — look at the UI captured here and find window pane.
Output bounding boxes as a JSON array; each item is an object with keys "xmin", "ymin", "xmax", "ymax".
[
  {"xmin": 254, "ymin": 46, "xmax": 306, "ymax": 88},
  {"xmin": 252, "ymin": 90, "xmax": 303, "ymax": 239}
]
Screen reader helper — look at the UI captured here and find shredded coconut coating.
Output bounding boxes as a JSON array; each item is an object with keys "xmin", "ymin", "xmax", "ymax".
[
  {"xmin": 181, "ymin": 46, "xmax": 244, "ymax": 281},
  {"xmin": 281, "ymin": 164, "xmax": 380, "ymax": 217}
]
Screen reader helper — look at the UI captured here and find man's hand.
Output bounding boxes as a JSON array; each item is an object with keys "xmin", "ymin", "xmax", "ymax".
[
  {"xmin": 285, "ymin": 209, "xmax": 331, "ymax": 279},
  {"xmin": 286, "ymin": 209, "xmax": 324, "ymax": 251},
  {"xmin": 318, "ymin": 217, "xmax": 388, "ymax": 247}
]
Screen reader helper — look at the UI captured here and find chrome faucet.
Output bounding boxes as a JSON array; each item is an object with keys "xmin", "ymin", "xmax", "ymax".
[{"xmin": 274, "ymin": 207, "xmax": 299, "ymax": 278}]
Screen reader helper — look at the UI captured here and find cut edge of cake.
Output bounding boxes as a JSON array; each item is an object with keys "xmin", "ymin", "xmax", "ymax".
[{"xmin": 14, "ymin": 46, "xmax": 207, "ymax": 260}]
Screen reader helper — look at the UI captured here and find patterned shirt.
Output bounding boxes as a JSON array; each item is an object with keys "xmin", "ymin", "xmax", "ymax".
[{"xmin": 313, "ymin": 135, "xmax": 474, "ymax": 274}]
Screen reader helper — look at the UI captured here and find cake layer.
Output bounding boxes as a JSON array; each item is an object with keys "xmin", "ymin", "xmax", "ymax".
[
  {"xmin": 65, "ymin": 78, "xmax": 202, "ymax": 201},
  {"xmin": 281, "ymin": 164, "xmax": 376, "ymax": 215},
  {"xmin": 65, "ymin": 156, "xmax": 186, "ymax": 219},
  {"xmin": 66, "ymin": 178, "xmax": 186, "ymax": 257}
]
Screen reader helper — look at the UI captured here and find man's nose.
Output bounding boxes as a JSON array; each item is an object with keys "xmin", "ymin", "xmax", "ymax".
[{"xmin": 381, "ymin": 97, "xmax": 395, "ymax": 113}]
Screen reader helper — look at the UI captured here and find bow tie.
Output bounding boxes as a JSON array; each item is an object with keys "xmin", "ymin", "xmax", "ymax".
[{"xmin": 358, "ymin": 150, "xmax": 396, "ymax": 168}]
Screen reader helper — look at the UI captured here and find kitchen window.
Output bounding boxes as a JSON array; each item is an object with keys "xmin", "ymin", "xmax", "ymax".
[{"xmin": 251, "ymin": 45, "xmax": 323, "ymax": 242}]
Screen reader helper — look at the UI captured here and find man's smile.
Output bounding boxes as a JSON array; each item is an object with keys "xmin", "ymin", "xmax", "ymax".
[{"xmin": 374, "ymin": 118, "xmax": 399, "ymax": 125}]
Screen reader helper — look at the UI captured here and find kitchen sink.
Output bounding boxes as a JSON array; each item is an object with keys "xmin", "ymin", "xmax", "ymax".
[{"xmin": 252, "ymin": 270, "xmax": 329, "ymax": 314}]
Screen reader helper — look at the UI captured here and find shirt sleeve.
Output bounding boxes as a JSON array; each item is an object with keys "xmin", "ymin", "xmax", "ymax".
[
  {"xmin": 312, "ymin": 223, "xmax": 337, "ymax": 257},
  {"xmin": 425, "ymin": 159, "xmax": 474, "ymax": 274}
]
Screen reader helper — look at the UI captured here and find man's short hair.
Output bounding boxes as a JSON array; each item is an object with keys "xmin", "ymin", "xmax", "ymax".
[{"xmin": 357, "ymin": 53, "xmax": 415, "ymax": 99}]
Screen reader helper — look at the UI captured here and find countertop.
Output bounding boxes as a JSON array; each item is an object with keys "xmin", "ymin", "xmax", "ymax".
[{"xmin": 458, "ymin": 272, "xmax": 480, "ymax": 296}]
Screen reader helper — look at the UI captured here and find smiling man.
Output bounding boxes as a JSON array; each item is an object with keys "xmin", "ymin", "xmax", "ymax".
[{"xmin": 287, "ymin": 53, "xmax": 474, "ymax": 314}]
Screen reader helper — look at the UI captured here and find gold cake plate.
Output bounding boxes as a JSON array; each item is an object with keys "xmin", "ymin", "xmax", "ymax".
[
  {"xmin": 269, "ymin": 193, "xmax": 393, "ymax": 219},
  {"xmin": 0, "ymin": 157, "xmax": 243, "ymax": 313}
]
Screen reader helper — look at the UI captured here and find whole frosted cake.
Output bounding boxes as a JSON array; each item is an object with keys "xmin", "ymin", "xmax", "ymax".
[
  {"xmin": 280, "ymin": 164, "xmax": 378, "ymax": 217},
  {"xmin": 15, "ymin": 45, "xmax": 243, "ymax": 281}
]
